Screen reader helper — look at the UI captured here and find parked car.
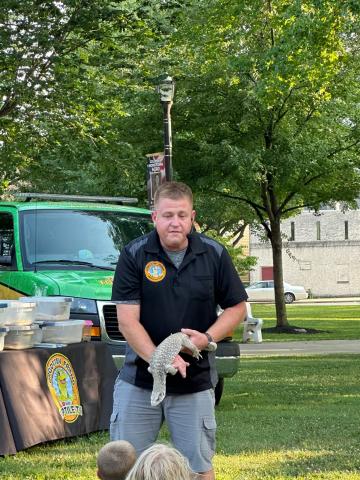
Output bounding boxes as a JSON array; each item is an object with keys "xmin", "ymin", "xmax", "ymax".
[
  {"xmin": 0, "ymin": 193, "xmax": 240, "ymax": 405},
  {"xmin": 246, "ymin": 280, "xmax": 308, "ymax": 303}
]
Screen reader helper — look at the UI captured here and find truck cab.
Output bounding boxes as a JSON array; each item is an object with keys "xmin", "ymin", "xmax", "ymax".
[{"xmin": 0, "ymin": 193, "xmax": 240, "ymax": 404}]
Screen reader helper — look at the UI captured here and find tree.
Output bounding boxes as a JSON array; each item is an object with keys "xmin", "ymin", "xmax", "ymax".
[
  {"xmin": 155, "ymin": 0, "xmax": 360, "ymax": 327},
  {"xmin": 0, "ymin": 0, "xmax": 181, "ymax": 196}
]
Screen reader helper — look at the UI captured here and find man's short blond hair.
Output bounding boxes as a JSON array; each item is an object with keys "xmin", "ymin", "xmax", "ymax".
[
  {"xmin": 154, "ymin": 181, "xmax": 193, "ymax": 208},
  {"xmin": 97, "ymin": 440, "xmax": 137, "ymax": 480},
  {"xmin": 125, "ymin": 443, "xmax": 195, "ymax": 480}
]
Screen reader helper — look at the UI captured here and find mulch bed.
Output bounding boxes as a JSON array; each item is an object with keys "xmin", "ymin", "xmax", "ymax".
[{"xmin": 262, "ymin": 326, "xmax": 330, "ymax": 334}]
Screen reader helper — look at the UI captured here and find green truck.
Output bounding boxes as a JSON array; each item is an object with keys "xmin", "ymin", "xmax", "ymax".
[{"xmin": 0, "ymin": 193, "xmax": 240, "ymax": 404}]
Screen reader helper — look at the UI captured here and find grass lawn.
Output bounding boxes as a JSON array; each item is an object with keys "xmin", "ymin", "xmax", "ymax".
[
  {"xmin": 1, "ymin": 355, "xmax": 359, "ymax": 480},
  {"xmin": 233, "ymin": 304, "xmax": 360, "ymax": 342}
]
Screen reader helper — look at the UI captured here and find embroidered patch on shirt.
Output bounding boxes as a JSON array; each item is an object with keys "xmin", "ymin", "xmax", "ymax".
[{"xmin": 145, "ymin": 261, "xmax": 166, "ymax": 282}]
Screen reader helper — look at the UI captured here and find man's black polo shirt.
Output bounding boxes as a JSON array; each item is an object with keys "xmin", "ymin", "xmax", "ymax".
[{"xmin": 112, "ymin": 229, "xmax": 248, "ymax": 394}]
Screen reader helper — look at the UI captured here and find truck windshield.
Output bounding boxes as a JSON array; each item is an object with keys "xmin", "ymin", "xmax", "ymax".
[{"xmin": 20, "ymin": 209, "xmax": 153, "ymax": 270}]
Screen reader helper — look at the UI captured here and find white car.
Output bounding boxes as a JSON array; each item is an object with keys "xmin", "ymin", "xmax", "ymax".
[{"xmin": 245, "ymin": 281, "xmax": 308, "ymax": 304}]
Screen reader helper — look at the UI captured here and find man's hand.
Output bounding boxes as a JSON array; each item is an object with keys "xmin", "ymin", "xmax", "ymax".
[
  {"xmin": 181, "ymin": 328, "xmax": 209, "ymax": 351},
  {"xmin": 172, "ymin": 354, "xmax": 190, "ymax": 378}
]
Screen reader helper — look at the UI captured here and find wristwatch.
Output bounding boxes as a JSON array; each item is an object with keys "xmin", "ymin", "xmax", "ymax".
[
  {"xmin": 204, "ymin": 332, "xmax": 214, "ymax": 344},
  {"xmin": 204, "ymin": 332, "xmax": 217, "ymax": 351}
]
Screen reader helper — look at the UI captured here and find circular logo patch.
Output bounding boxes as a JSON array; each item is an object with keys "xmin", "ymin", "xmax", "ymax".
[
  {"xmin": 46, "ymin": 353, "xmax": 83, "ymax": 423},
  {"xmin": 145, "ymin": 261, "xmax": 166, "ymax": 282}
]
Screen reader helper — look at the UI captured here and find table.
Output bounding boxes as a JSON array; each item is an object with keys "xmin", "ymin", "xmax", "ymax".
[{"xmin": 0, "ymin": 342, "xmax": 117, "ymax": 456}]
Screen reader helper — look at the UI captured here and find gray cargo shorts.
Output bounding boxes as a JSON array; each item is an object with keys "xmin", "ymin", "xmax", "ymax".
[{"xmin": 109, "ymin": 378, "xmax": 216, "ymax": 473}]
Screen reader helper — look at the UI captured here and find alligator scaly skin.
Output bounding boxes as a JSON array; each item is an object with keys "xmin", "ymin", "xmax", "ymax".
[{"xmin": 148, "ymin": 332, "xmax": 202, "ymax": 407}]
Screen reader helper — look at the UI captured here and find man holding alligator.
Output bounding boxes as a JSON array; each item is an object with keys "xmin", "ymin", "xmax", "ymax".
[{"xmin": 110, "ymin": 181, "xmax": 248, "ymax": 479}]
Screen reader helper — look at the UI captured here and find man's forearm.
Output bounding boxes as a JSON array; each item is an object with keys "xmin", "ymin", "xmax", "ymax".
[
  {"xmin": 116, "ymin": 304, "xmax": 155, "ymax": 362},
  {"xmin": 206, "ymin": 301, "xmax": 247, "ymax": 342}
]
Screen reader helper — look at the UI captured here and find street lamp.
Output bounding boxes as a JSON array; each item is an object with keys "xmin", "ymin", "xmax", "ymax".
[{"xmin": 157, "ymin": 75, "xmax": 175, "ymax": 181}]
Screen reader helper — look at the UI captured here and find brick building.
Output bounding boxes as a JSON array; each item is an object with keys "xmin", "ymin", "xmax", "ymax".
[{"xmin": 249, "ymin": 203, "xmax": 360, "ymax": 297}]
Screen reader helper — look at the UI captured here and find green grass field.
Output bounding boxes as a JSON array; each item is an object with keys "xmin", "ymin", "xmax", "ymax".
[
  {"xmin": 233, "ymin": 304, "xmax": 360, "ymax": 342},
  {"xmin": 1, "ymin": 355, "xmax": 359, "ymax": 480}
]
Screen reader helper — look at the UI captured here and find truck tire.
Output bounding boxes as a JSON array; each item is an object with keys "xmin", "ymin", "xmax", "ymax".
[{"xmin": 215, "ymin": 377, "xmax": 224, "ymax": 406}]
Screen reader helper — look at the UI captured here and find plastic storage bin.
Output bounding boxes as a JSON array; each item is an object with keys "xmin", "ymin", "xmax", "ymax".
[
  {"xmin": 82, "ymin": 320, "xmax": 93, "ymax": 342},
  {"xmin": 0, "ymin": 327, "xmax": 9, "ymax": 351},
  {"xmin": 19, "ymin": 296, "xmax": 72, "ymax": 321},
  {"xmin": 2, "ymin": 301, "xmax": 37, "ymax": 326},
  {"xmin": 41, "ymin": 320, "xmax": 85, "ymax": 344},
  {"xmin": 0, "ymin": 303, "xmax": 8, "ymax": 326},
  {"xmin": 4, "ymin": 324, "xmax": 37, "ymax": 350},
  {"xmin": 31, "ymin": 324, "xmax": 43, "ymax": 344}
]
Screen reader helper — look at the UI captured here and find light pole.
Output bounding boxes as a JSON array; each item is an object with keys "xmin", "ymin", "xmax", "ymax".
[{"xmin": 157, "ymin": 75, "xmax": 175, "ymax": 181}]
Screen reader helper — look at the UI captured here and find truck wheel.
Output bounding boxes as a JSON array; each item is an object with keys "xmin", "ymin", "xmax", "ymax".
[{"xmin": 215, "ymin": 378, "xmax": 224, "ymax": 406}]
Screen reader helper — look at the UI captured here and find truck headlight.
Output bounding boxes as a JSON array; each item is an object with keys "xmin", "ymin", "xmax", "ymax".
[{"xmin": 70, "ymin": 298, "xmax": 97, "ymax": 315}]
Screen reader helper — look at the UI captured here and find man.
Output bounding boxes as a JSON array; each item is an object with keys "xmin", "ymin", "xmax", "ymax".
[{"xmin": 110, "ymin": 182, "xmax": 248, "ymax": 480}]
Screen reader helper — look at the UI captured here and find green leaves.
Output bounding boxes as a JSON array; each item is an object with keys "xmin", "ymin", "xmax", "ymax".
[
  {"xmin": 0, "ymin": 0, "xmax": 178, "ymax": 198},
  {"xmin": 161, "ymin": 0, "xmax": 360, "ymax": 224}
]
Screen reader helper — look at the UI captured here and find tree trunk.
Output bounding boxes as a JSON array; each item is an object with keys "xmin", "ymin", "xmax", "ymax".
[{"xmin": 270, "ymin": 217, "xmax": 289, "ymax": 327}]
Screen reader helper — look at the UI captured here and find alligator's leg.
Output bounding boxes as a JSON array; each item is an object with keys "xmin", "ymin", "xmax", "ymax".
[
  {"xmin": 165, "ymin": 364, "xmax": 178, "ymax": 375},
  {"xmin": 181, "ymin": 336, "xmax": 202, "ymax": 359}
]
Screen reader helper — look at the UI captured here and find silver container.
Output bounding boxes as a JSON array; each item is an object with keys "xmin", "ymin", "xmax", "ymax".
[
  {"xmin": 4, "ymin": 324, "xmax": 37, "ymax": 350},
  {"xmin": 0, "ymin": 327, "xmax": 8, "ymax": 351},
  {"xmin": 0, "ymin": 303, "xmax": 8, "ymax": 326},
  {"xmin": 2, "ymin": 301, "xmax": 37, "ymax": 326},
  {"xmin": 19, "ymin": 296, "xmax": 72, "ymax": 321}
]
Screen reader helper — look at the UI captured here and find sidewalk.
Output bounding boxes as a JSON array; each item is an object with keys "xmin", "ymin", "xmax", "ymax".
[
  {"xmin": 241, "ymin": 339, "xmax": 360, "ymax": 356},
  {"xmin": 296, "ymin": 296, "xmax": 360, "ymax": 305}
]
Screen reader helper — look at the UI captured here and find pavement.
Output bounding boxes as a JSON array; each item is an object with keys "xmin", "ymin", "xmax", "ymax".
[
  {"xmin": 295, "ymin": 296, "xmax": 360, "ymax": 305},
  {"xmin": 242, "ymin": 296, "xmax": 360, "ymax": 356},
  {"xmin": 241, "ymin": 339, "xmax": 360, "ymax": 356}
]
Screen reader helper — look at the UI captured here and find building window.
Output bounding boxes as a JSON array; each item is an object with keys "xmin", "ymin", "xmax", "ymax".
[
  {"xmin": 345, "ymin": 221, "xmax": 349, "ymax": 240},
  {"xmin": 290, "ymin": 222, "xmax": 295, "ymax": 241},
  {"xmin": 316, "ymin": 221, "xmax": 321, "ymax": 240}
]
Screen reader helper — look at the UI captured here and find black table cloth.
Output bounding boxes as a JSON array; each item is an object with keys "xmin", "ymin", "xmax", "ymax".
[{"xmin": 0, "ymin": 342, "xmax": 117, "ymax": 455}]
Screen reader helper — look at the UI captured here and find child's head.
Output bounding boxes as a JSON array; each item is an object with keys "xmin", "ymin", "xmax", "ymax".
[
  {"xmin": 97, "ymin": 440, "xmax": 137, "ymax": 480},
  {"xmin": 125, "ymin": 443, "xmax": 195, "ymax": 480}
]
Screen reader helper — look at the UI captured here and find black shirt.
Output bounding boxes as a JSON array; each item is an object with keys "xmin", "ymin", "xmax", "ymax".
[{"xmin": 112, "ymin": 230, "xmax": 248, "ymax": 394}]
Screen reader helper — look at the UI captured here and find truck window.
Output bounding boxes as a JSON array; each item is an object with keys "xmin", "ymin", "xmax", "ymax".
[
  {"xmin": 0, "ymin": 212, "xmax": 15, "ymax": 269},
  {"xmin": 19, "ymin": 209, "xmax": 152, "ymax": 270}
]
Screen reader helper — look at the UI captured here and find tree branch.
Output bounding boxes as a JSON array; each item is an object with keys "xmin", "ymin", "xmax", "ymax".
[
  {"xmin": 294, "ymin": 106, "xmax": 317, "ymax": 137},
  {"xmin": 327, "ymin": 138, "xmax": 360, "ymax": 157},
  {"xmin": 212, "ymin": 189, "xmax": 266, "ymax": 212},
  {"xmin": 232, "ymin": 223, "xmax": 248, "ymax": 246},
  {"xmin": 273, "ymin": 88, "xmax": 294, "ymax": 127},
  {"xmin": 282, "ymin": 203, "xmax": 314, "ymax": 214},
  {"xmin": 267, "ymin": 0, "xmax": 275, "ymax": 47},
  {"xmin": 212, "ymin": 189, "xmax": 272, "ymax": 237},
  {"xmin": 0, "ymin": 95, "xmax": 17, "ymax": 117},
  {"xmin": 277, "ymin": 172, "xmax": 325, "ymax": 213}
]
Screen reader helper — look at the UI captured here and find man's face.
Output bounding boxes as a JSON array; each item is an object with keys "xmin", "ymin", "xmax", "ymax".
[{"xmin": 151, "ymin": 196, "xmax": 195, "ymax": 251}]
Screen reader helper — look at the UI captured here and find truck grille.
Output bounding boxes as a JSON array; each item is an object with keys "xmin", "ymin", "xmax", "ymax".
[{"xmin": 102, "ymin": 304, "xmax": 125, "ymax": 341}]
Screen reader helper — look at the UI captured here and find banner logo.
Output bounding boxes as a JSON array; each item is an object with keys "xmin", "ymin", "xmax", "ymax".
[
  {"xmin": 145, "ymin": 261, "xmax": 166, "ymax": 282},
  {"xmin": 46, "ymin": 353, "xmax": 83, "ymax": 423}
]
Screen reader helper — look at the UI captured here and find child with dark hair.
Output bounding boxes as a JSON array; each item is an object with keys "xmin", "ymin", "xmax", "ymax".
[{"xmin": 97, "ymin": 440, "xmax": 137, "ymax": 480}]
